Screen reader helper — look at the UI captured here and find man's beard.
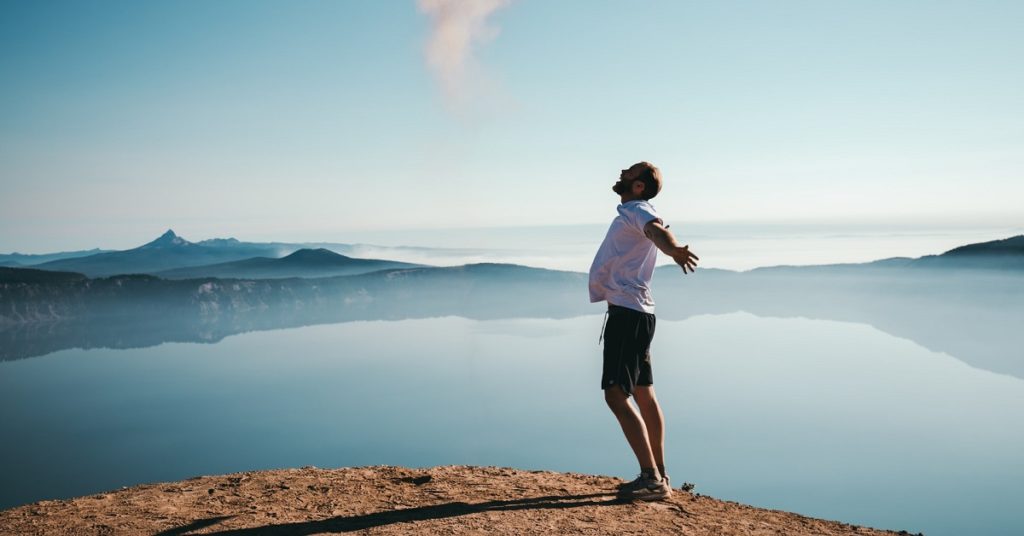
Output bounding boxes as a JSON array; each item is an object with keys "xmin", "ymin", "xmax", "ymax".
[{"xmin": 612, "ymin": 180, "xmax": 628, "ymax": 195}]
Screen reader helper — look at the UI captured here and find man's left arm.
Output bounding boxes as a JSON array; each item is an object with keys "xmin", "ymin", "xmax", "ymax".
[{"xmin": 644, "ymin": 220, "xmax": 699, "ymax": 274}]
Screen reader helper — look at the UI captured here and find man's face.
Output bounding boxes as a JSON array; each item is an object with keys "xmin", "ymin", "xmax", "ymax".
[{"xmin": 612, "ymin": 165, "xmax": 643, "ymax": 196}]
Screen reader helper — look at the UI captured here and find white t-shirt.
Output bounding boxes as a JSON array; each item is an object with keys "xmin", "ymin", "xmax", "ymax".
[{"xmin": 589, "ymin": 199, "xmax": 663, "ymax": 314}]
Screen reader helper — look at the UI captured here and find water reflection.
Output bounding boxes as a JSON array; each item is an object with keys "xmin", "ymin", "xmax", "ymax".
[
  {"xmin": 1, "ymin": 314, "xmax": 1021, "ymax": 536},
  {"xmin": 3, "ymin": 267, "xmax": 1022, "ymax": 381}
]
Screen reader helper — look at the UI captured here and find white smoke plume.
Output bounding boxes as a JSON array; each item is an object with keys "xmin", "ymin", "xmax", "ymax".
[{"xmin": 417, "ymin": 0, "xmax": 513, "ymax": 112}]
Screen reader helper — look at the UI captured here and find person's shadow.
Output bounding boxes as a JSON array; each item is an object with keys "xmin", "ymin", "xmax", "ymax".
[{"xmin": 155, "ymin": 491, "xmax": 635, "ymax": 535}]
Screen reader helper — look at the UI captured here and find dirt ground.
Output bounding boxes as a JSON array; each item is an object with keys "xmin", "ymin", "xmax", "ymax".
[{"xmin": 0, "ymin": 465, "xmax": 921, "ymax": 535}]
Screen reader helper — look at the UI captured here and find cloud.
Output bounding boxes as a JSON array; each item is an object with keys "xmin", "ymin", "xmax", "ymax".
[{"xmin": 417, "ymin": 0, "xmax": 513, "ymax": 113}]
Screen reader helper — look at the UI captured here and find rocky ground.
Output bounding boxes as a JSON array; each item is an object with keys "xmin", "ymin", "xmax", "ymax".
[{"xmin": 0, "ymin": 465, "xmax": 921, "ymax": 535}]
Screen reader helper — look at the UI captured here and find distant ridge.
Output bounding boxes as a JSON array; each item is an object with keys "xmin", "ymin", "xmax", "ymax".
[
  {"xmin": 10, "ymin": 230, "xmax": 1024, "ymax": 277},
  {"xmin": 280, "ymin": 247, "xmax": 351, "ymax": 263},
  {"xmin": 941, "ymin": 235, "xmax": 1024, "ymax": 256},
  {"xmin": 0, "ymin": 247, "xmax": 113, "ymax": 267},
  {"xmin": 196, "ymin": 237, "xmax": 241, "ymax": 247},
  {"xmin": 737, "ymin": 234, "xmax": 1024, "ymax": 274},
  {"xmin": 911, "ymin": 234, "xmax": 1024, "ymax": 270},
  {"xmin": 29, "ymin": 230, "xmax": 289, "ymax": 277},
  {"xmin": 153, "ymin": 247, "xmax": 422, "ymax": 280}
]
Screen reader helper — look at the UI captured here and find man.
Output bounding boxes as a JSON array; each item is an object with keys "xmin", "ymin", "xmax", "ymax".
[{"xmin": 589, "ymin": 161, "xmax": 698, "ymax": 501}]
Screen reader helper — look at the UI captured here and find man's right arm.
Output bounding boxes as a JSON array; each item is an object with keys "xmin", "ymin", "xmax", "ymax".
[{"xmin": 643, "ymin": 220, "xmax": 699, "ymax": 274}]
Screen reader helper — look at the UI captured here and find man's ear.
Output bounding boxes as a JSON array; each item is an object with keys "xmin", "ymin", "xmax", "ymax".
[{"xmin": 633, "ymin": 181, "xmax": 645, "ymax": 196}]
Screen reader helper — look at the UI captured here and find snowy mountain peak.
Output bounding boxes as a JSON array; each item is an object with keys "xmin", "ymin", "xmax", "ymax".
[
  {"xmin": 197, "ymin": 237, "xmax": 241, "ymax": 246},
  {"xmin": 139, "ymin": 229, "xmax": 193, "ymax": 249}
]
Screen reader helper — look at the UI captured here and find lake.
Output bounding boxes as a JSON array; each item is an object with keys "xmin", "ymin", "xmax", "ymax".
[{"xmin": 1, "ymin": 312, "xmax": 1022, "ymax": 535}]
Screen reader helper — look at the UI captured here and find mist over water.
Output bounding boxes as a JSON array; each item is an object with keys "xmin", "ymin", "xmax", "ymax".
[{"xmin": 325, "ymin": 222, "xmax": 1024, "ymax": 271}]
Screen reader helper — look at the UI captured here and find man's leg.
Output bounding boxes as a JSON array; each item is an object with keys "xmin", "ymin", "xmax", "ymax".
[
  {"xmin": 604, "ymin": 385, "xmax": 659, "ymax": 478},
  {"xmin": 632, "ymin": 385, "xmax": 665, "ymax": 473}
]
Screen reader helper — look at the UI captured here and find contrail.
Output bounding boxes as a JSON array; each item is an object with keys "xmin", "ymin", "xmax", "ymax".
[{"xmin": 417, "ymin": 0, "xmax": 513, "ymax": 110}]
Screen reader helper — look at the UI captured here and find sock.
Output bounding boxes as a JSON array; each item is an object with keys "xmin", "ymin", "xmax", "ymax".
[
  {"xmin": 640, "ymin": 467, "xmax": 657, "ymax": 479},
  {"xmin": 657, "ymin": 465, "xmax": 667, "ymax": 479}
]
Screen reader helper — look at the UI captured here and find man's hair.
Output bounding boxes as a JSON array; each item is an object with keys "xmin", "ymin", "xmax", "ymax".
[{"xmin": 635, "ymin": 162, "xmax": 662, "ymax": 200}]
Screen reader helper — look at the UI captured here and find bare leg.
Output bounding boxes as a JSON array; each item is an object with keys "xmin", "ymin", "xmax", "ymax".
[
  {"xmin": 632, "ymin": 385, "xmax": 665, "ymax": 471},
  {"xmin": 604, "ymin": 385, "xmax": 659, "ymax": 478}
]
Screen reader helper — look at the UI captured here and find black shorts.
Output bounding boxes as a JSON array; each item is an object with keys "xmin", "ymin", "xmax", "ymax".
[{"xmin": 600, "ymin": 303, "xmax": 656, "ymax": 397}]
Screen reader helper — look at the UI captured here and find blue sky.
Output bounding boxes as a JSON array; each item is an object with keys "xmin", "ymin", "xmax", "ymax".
[{"xmin": 1, "ymin": 0, "xmax": 1022, "ymax": 253}]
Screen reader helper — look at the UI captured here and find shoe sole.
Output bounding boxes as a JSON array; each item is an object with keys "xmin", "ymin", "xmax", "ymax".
[
  {"xmin": 620, "ymin": 487, "xmax": 672, "ymax": 501},
  {"xmin": 638, "ymin": 489, "xmax": 672, "ymax": 501}
]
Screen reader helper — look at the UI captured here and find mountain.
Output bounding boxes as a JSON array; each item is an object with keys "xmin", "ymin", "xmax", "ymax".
[
  {"xmin": 153, "ymin": 248, "xmax": 422, "ymax": 279},
  {"xmin": 911, "ymin": 235, "xmax": 1024, "ymax": 270},
  {"xmin": 137, "ymin": 229, "xmax": 192, "ymax": 248},
  {"xmin": 18, "ymin": 230, "xmax": 438, "ymax": 278},
  {"xmin": 195, "ymin": 237, "xmax": 243, "ymax": 247},
  {"xmin": 744, "ymin": 234, "xmax": 1024, "ymax": 275},
  {"xmin": 29, "ymin": 230, "xmax": 291, "ymax": 277},
  {"xmin": 943, "ymin": 234, "xmax": 1024, "ymax": 255},
  {"xmin": 0, "ymin": 247, "xmax": 114, "ymax": 267}
]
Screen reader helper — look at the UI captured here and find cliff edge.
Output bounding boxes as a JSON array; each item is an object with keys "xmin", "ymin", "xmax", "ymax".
[{"xmin": 0, "ymin": 465, "xmax": 919, "ymax": 535}]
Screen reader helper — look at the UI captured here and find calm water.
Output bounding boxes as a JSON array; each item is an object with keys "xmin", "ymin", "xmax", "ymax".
[{"xmin": 1, "ymin": 313, "xmax": 1022, "ymax": 535}]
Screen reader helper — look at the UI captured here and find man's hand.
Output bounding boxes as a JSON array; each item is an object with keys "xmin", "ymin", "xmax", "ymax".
[
  {"xmin": 644, "ymin": 220, "xmax": 699, "ymax": 275},
  {"xmin": 670, "ymin": 245, "xmax": 699, "ymax": 274}
]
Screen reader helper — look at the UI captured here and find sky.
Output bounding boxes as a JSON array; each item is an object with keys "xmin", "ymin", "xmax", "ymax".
[{"xmin": 1, "ymin": 0, "xmax": 1022, "ymax": 254}]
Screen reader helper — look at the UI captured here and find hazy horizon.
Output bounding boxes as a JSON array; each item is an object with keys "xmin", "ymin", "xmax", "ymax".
[{"xmin": 3, "ymin": 218, "xmax": 1021, "ymax": 272}]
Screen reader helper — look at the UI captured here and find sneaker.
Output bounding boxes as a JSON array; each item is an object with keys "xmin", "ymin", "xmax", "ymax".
[
  {"xmin": 617, "ymin": 472, "xmax": 670, "ymax": 491},
  {"xmin": 617, "ymin": 474, "xmax": 672, "ymax": 501},
  {"xmin": 617, "ymin": 473, "xmax": 645, "ymax": 491}
]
